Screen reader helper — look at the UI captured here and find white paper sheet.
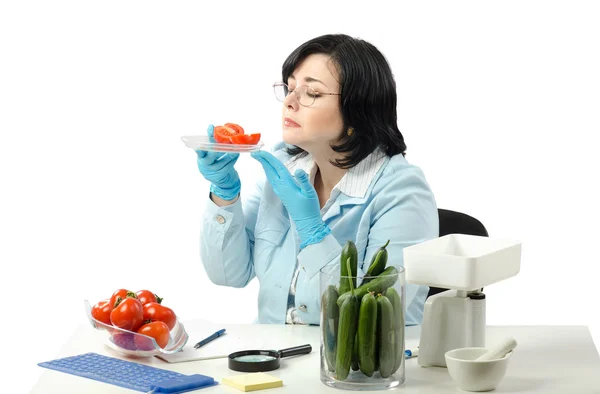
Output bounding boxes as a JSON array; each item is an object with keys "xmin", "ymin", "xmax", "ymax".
[{"xmin": 155, "ymin": 320, "xmax": 270, "ymax": 363}]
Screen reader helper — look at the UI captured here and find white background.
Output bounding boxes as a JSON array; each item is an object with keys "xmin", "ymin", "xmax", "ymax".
[{"xmin": 1, "ymin": 1, "xmax": 599, "ymax": 392}]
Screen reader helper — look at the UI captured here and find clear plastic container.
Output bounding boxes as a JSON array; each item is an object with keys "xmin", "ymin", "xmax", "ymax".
[
  {"xmin": 319, "ymin": 264, "xmax": 406, "ymax": 391},
  {"xmin": 83, "ymin": 300, "xmax": 189, "ymax": 357},
  {"xmin": 181, "ymin": 135, "xmax": 264, "ymax": 153}
]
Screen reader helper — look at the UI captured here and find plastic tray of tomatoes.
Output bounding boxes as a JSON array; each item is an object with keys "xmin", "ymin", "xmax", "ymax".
[
  {"xmin": 84, "ymin": 289, "xmax": 189, "ymax": 357},
  {"xmin": 181, "ymin": 122, "xmax": 264, "ymax": 153}
]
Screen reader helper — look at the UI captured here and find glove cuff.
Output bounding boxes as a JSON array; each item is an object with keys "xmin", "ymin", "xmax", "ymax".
[
  {"xmin": 210, "ymin": 181, "xmax": 241, "ymax": 201},
  {"xmin": 299, "ymin": 222, "xmax": 332, "ymax": 250}
]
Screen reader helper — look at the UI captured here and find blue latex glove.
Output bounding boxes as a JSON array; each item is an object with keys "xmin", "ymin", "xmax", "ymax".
[
  {"xmin": 196, "ymin": 125, "xmax": 241, "ymax": 201},
  {"xmin": 251, "ymin": 150, "xmax": 331, "ymax": 249}
]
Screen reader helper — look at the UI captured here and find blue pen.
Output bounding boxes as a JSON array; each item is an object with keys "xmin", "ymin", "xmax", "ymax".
[
  {"xmin": 194, "ymin": 329, "xmax": 226, "ymax": 349},
  {"xmin": 405, "ymin": 347, "xmax": 419, "ymax": 358}
]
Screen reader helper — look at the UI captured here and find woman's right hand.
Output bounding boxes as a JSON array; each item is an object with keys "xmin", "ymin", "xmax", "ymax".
[{"xmin": 196, "ymin": 124, "xmax": 241, "ymax": 201}]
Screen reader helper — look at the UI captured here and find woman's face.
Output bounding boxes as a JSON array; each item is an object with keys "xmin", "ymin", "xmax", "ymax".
[{"xmin": 281, "ymin": 54, "xmax": 344, "ymax": 155}]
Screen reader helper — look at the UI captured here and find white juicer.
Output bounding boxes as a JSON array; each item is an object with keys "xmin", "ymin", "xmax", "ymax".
[{"xmin": 403, "ymin": 234, "xmax": 522, "ymax": 367}]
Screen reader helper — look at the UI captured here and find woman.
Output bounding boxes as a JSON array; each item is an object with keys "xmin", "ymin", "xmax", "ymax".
[{"xmin": 195, "ymin": 34, "xmax": 438, "ymax": 326}]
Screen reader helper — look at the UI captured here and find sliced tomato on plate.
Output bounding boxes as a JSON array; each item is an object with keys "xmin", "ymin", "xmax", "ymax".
[
  {"xmin": 229, "ymin": 133, "xmax": 261, "ymax": 145},
  {"xmin": 224, "ymin": 123, "xmax": 245, "ymax": 135},
  {"xmin": 213, "ymin": 125, "xmax": 242, "ymax": 144},
  {"xmin": 213, "ymin": 123, "xmax": 260, "ymax": 145}
]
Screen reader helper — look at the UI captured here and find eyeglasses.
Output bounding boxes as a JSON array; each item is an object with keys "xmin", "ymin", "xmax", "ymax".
[{"xmin": 273, "ymin": 82, "xmax": 341, "ymax": 107}]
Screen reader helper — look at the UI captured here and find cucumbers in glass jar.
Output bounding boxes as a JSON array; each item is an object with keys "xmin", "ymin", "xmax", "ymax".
[{"xmin": 327, "ymin": 239, "xmax": 403, "ymax": 382}]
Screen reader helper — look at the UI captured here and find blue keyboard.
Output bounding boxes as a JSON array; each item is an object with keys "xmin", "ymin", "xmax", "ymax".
[{"xmin": 38, "ymin": 352, "xmax": 216, "ymax": 393}]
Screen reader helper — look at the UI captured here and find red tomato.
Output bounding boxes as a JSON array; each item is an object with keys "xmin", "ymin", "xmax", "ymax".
[
  {"xmin": 143, "ymin": 302, "xmax": 177, "ymax": 331},
  {"xmin": 229, "ymin": 133, "xmax": 261, "ymax": 145},
  {"xmin": 110, "ymin": 297, "xmax": 144, "ymax": 331},
  {"xmin": 135, "ymin": 290, "xmax": 162, "ymax": 306},
  {"xmin": 110, "ymin": 288, "xmax": 133, "ymax": 309},
  {"xmin": 224, "ymin": 123, "xmax": 245, "ymax": 135},
  {"xmin": 214, "ymin": 125, "xmax": 242, "ymax": 144},
  {"xmin": 91, "ymin": 299, "xmax": 112, "ymax": 326},
  {"xmin": 135, "ymin": 321, "xmax": 170, "ymax": 349}
]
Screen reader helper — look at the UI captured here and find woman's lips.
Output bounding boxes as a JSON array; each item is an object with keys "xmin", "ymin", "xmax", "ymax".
[{"xmin": 284, "ymin": 117, "xmax": 301, "ymax": 127}]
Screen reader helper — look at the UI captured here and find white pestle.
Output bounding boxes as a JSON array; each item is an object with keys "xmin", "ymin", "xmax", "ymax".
[{"xmin": 475, "ymin": 337, "xmax": 518, "ymax": 361}]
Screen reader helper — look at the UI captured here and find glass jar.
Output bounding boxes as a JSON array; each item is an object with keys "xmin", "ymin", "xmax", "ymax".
[{"xmin": 319, "ymin": 263, "xmax": 406, "ymax": 390}]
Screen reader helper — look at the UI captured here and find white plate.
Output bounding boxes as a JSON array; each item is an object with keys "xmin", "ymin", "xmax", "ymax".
[{"xmin": 181, "ymin": 135, "xmax": 264, "ymax": 153}]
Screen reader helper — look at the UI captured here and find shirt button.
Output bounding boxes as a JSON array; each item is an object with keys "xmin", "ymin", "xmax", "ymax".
[
  {"xmin": 216, "ymin": 215, "xmax": 226, "ymax": 224},
  {"xmin": 299, "ymin": 304, "xmax": 307, "ymax": 312}
]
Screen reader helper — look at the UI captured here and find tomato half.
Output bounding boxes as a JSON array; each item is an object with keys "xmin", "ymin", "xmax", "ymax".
[
  {"xmin": 229, "ymin": 133, "xmax": 261, "ymax": 145},
  {"xmin": 143, "ymin": 302, "xmax": 177, "ymax": 330},
  {"xmin": 214, "ymin": 125, "xmax": 242, "ymax": 144},
  {"xmin": 135, "ymin": 321, "xmax": 170, "ymax": 349},
  {"xmin": 135, "ymin": 290, "xmax": 161, "ymax": 306},
  {"xmin": 91, "ymin": 299, "xmax": 112, "ymax": 326},
  {"xmin": 110, "ymin": 297, "xmax": 144, "ymax": 331},
  {"xmin": 224, "ymin": 123, "xmax": 245, "ymax": 135}
]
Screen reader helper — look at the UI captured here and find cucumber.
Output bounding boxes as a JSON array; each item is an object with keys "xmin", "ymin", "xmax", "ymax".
[
  {"xmin": 321, "ymin": 284, "xmax": 339, "ymax": 372},
  {"xmin": 339, "ymin": 241, "xmax": 358, "ymax": 295},
  {"xmin": 362, "ymin": 240, "xmax": 390, "ymax": 285},
  {"xmin": 335, "ymin": 257, "xmax": 359, "ymax": 381},
  {"xmin": 385, "ymin": 287, "xmax": 403, "ymax": 374},
  {"xmin": 337, "ymin": 266, "xmax": 398, "ymax": 307},
  {"xmin": 357, "ymin": 291, "xmax": 377, "ymax": 377},
  {"xmin": 376, "ymin": 294, "xmax": 395, "ymax": 378},
  {"xmin": 351, "ymin": 332, "xmax": 359, "ymax": 371},
  {"xmin": 374, "ymin": 334, "xmax": 380, "ymax": 372}
]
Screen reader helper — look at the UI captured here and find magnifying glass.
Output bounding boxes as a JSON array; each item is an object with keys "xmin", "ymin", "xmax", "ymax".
[{"xmin": 228, "ymin": 344, "xmax": 312, "ymax": 372}]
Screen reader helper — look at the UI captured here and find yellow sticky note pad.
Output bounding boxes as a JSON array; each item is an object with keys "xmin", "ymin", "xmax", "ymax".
[{"xmin": 222, "ymin": 372, "xmax": 283, "ymax": 392}]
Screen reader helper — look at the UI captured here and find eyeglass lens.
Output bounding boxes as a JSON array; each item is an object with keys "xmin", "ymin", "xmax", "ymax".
[{"xmin": 273, "ymin": 84, "xmax": 316, "ymax": 107}]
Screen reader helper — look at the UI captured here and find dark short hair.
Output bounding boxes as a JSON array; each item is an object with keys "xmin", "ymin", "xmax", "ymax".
[{"xmin": 282, "ymin": 34, "xmax": 406, "ymax": 168}]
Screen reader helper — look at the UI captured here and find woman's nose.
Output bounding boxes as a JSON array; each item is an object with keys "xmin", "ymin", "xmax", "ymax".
[{"xmin": 284, "ymin": 91, "xmax": 299, "ymax": 111}]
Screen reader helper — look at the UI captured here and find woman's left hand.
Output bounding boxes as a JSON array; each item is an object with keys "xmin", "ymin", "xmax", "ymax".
[{"xmin": 251, "ymin": 150, "xmax": 331, "ymax": 248}]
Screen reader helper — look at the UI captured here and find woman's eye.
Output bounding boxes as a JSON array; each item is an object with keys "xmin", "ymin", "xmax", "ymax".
[{"xmin": 306, "ymin": 92, "xmax": 319, "ymax": 98}]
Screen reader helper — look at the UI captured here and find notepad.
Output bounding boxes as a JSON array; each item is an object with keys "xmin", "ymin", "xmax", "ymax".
[{"xmin": 222, "ymin": 373, "xmax": 283, "ymax": 392}]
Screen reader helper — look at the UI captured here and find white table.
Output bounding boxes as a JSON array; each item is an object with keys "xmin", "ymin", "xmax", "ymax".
[{"xmin": 31, "ymin": 322, "xmax": 600, "ymax": 393}]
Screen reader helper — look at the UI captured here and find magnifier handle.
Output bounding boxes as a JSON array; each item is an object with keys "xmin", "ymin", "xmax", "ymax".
[{"xmin": 278, "ymin": 344, "xmax": 312, "ymax": 358}]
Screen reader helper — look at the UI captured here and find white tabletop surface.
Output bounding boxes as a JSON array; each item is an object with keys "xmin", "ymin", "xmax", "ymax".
[{"xmin": 31, "ymin": 322, "xmax": 600, "ymax": 393}]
